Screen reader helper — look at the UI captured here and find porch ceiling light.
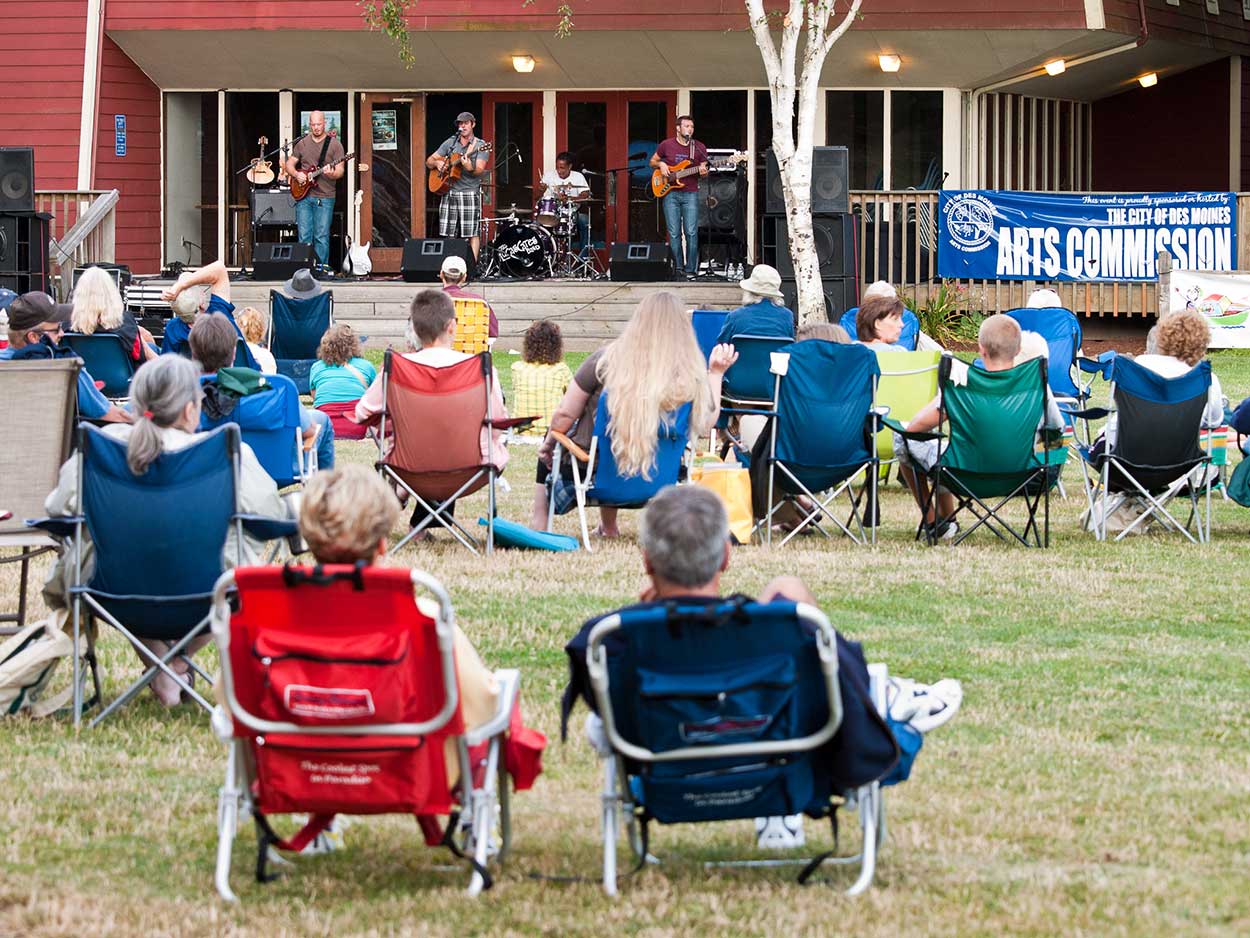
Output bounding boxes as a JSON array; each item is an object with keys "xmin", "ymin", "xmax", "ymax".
[
  {"xmin": 1044, "ymin": 59, "xmax": 1066, "ymax": 76},
  {"xmin": 878, "ymin": 54, "xmax": 901, "ymax": 73},
  {"xmin": 512, "ymin": 54, "xmax": 536, "ymax": 73},
  {"xmin": 1138, "ymin": 72, "xmax": 1158, "ymax": 88}
]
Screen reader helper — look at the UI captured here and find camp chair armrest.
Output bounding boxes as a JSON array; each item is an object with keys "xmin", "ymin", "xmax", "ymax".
[
  {"xmin": 720, "ymin": 405, "xmax": 777, "ymax": 419},
  {"xmin": 463, "ymin": 668, "xmax": 520, "ymax": 747},
  {"xmin": 236, "ymin": 513, "xmax": 300, "ymax": 541},
  {"xmin": 26, "ymin": 516, "xmax": 81, "ymax": 540},
  {"xmin": 1066, "ymin": 406, "xmax": 1110, "ymax": 421},
  {"xmin": 489, "ymin": 416, "xmax": 538, "ymax": 430},
  {"xmin": 1077, "ymin": 353, "xmax": 1115, "ymax": 378},
  {"xmin": 881, "ymin": 416, "xmax": 941, "ymax": 441},
  {"xmin": 551, "ymin": 430, "xmax": 590, "ymax": 463}
]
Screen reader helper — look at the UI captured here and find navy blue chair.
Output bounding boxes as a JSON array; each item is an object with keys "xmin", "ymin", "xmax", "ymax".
[
  {"xmin": 199, "ymin": 373, "xmax": 312, "ymax": 488},
  {"xmin": 30, "ymin": 422, "xmax": 296, "ymax": 727},
  {"xmin": 63, "ymin": 333, "xmax": 135, "ymax": 399},
  {"xmin": 581, "ymin": 598, "xmax": 891, "ymax": 895},
  {"xmin": 549, "ymin": 394, "xmax": 690, "ymax": 550},
  {"xmin": 690, "ymin": 309, "xmax": 728, "ymax": 362},
  {"xmin": 839, "ymin": 306, "xmax": 921, "ymax": 351},
  {"xmin": 763, "ymin": 341, "xmax": 882, "ymax": 545},
  {"xmin": 268, "ymin": 291, "xmax": 333, "ymax": 394},
  {"xmin": 233, "ymin": 337, "xmax": 251, "ymax": 368}
]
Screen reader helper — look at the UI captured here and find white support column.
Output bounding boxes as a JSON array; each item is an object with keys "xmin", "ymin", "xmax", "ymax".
[
  {"xmin": 217, "ymin": 91, "xmax": 227, "ymax": 265},
  {"xmin": 1231, "ymin": 57, "xmax": 1242, "ymax": 192},
  {"xmin": 942, "ymin": 89, "xmax": 961, "ymax": 189},
  {"xmin": 677, "ymin": 89, "xmax": 691, "ymax": 120},
  {"xmin": 279, "ymin": 90, "xmax": 295, "ymax": 169},
  {"xmin": 812, "ymin": 89, "xmax": 826, "ymax": 147},
  {"xmin": 347, "ymin": 91, "xmax": 357, "ymax": 246},
  {"xmin": 881, "ymin": 91, "xmax": 893, "ymax": 190},
  {"xmin": 542, "ymin": 91, "xmax": 557, "ymax": 173},
  {"xmin": 77, "ymin": 0, "xmax": 105, "ymax": 188},
  {"xmin": 746, "ymin": 92, "xmax": 756, "ymax": 262}
]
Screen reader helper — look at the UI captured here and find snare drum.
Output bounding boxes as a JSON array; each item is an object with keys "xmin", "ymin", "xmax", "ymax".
[
  {"xmin": 536, "ymin": 197, "xmax": 559, "ymax": 227},
  {"xmin": 554, "ymin": 202, "xmax": 580, "ymax": 238},
  {"xmin": 493, "ymin": 221, "xmax": 555, "ymax": 277}
]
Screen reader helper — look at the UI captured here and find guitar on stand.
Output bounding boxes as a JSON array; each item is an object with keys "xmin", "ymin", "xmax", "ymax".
[
  {"xmin": 291, "ymin": 152, "xmax": 361, "ymax": 201},
  {"xmin": 650, "ymin": 151, "xmax": 747, "ymax": 198},
  {"xmin": 428, "ymin": 142, "xmax": 494, "ymax": 195},
  {"xmin": 342, "ymin": 189, "xmax": 372, "ymax": 277},
  {"xmin": 246, "ymin": 137, "xmax": 275, "ymax": 185}
]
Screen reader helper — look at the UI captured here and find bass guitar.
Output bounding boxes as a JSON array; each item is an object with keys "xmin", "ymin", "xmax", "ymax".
[
  {"xmin": 651, "ymin": 151, "xmax": 748, "ymax": 199},
  {"xmin": 428, "ymin": 142, "xmax": 494, "ymax": 195},
  {"xmin": 290, "ymin": 151, "xmax": 362, "ymax": 201}
]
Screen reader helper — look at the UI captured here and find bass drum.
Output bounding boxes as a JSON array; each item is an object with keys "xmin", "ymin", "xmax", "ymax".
[{"xmin": 493, "ymin": 221, "xmax": 555, "ymax": 278}]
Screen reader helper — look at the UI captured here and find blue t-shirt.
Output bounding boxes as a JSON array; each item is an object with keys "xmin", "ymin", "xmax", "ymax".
[
  {"xmin": 160, "ymin": 293, "xmax": 256, "ymax": 368},
  {"xmin": 716, "ymin": 300, "xmax": 796, "ymax": 346},
  {"xmin": 310, "ymin": 357, "xmax": 377, "ymax": 405},
  {"xmin": 0, "ymin": 344, "xmax": 110, "ymax": 419}
]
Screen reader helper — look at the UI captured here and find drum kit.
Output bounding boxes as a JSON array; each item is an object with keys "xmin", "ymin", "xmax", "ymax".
[{"xmin": 477, "ymin": 183, "xmax": 604, "ymax": 280}]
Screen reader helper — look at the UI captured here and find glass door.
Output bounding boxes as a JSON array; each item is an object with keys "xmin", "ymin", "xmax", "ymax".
[
  {"xmin": 481, "ymin": 93, "xmax": 543, "ymax": 220},
  {"xmin": 359, "ymin": 93, "xmax": 425, "ymax": 273}
]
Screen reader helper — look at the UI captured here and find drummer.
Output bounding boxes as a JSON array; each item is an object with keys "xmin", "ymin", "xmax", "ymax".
[{"xmin": 538, "ymin": 152, "xmax": 591, "ymax": 248}]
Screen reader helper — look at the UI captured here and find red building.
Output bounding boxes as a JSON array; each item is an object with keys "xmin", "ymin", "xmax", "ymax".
[{"xmin": 2, "ymin": 0, "xmax": 1248, "ymax": 277}]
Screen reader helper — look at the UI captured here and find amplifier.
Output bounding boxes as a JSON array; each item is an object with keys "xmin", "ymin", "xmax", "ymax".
[{"xmin": 251, "ymin": 189, "xmax": 297, "ymax": 228}]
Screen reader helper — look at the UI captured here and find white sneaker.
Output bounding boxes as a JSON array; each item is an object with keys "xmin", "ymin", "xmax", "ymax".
[
  {"xmin": 888, "ymin": 676, "xmax": 963, "ymax": 733},
  {"xmin": 584, "ymin": 712, "xmax": 613, "ymax": 757},
  {"xmin": 754, "ymin": 814, "xmax": 805, "ymax": 850},
  {"xmin": 300, "ymin": 818, "xmax": 346, "ymax": 855}
]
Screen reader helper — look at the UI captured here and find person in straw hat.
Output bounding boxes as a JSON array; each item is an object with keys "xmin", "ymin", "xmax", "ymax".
[{"xmin": 715, "ymin": 263, "xmax": 795, "ymax": 345}]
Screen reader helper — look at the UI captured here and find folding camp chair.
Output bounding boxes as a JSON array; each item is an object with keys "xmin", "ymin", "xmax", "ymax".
[
  {"xmin": 873, "ymin": 350, "xmax": 941, "ymax": 483},
  {"xmin": 762, "ymin": 341, "xmax": 882, "ymax": 546},
  {"xmin": 1002, "ymin": 306, "xmax": 1089, "ymax": 445},
  {"xmin": 376, "ymin": 350, "xmax": 516, "ymax": 555},
  {"xmin": 690, "ymin": 308, "xmax": 729, "ymax": 362},
  {"xmin": 63, "ymin": 333, "xmax": 135, "ymax": 400},
  {"xmin": 717, "ymin": 333, "xmax": 792, "ymax": 454},
  {"xmin": 1074, "ymin": 355, "xmax": 1214, "ymax": 543},
  {"xmin": 0, "ymin": 359, "xmax": 78, "ymax": 634},
  {"xmin": 29, "ymin": 423, "xmax": 296, "ymax": 728},
  {"xmin": 200, "ymin": 373, "xmax": 316, "ymax": 488},
  {"xmin": 584, "ymin": 598, "xmax": 892, "ymax": 895},
  {"xmin": 233, "ymin": 337, "xmax": 250, "ymax": 367},
  {"xmin": 839, "ymin": 307, "xmax": 921, "ymax": 351},
  {"xmin": 210, "ymin": 565, "xmax": 521, "ymax": 900},
  {"xmin": 548, "ymin": 394, "xmax": 690, "ymax": 551},
  {"xmin": 451, "ymin": 296, "xmax": 492, "ymax": 355},
  {"xmin": 888, "ymin": 356, "xmax": 1064, "ymax": 547},
  {"xmin": 268, "ymin": 290, "xmax": 333, "ymax": 394}
]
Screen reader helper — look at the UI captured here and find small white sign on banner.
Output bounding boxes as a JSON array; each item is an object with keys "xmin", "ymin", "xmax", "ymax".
[{"xmin": 1169, "ymin": 268, "xmax": 1250, "ymax": 349}]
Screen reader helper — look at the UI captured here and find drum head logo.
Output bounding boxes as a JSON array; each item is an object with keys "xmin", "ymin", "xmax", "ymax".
[{"xmin": 943, "ymin": 193, "xmax": 996, "ymax": 253}]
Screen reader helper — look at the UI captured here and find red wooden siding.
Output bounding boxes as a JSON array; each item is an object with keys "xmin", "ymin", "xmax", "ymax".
[
  {"xmin": 1104, "ymin": 0, "xmax": 1250, "ymax": 55},
  {"xmin": 94, "ymin": 36, "xmax": 161, "ymax": 273},
  {"xmin": 0, "ymin": 1, "xmax": 88, "ymax": 190}
]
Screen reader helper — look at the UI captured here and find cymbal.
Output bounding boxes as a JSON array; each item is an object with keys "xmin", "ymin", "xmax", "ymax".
[{"xmin": 499, "ymin": 207, "xmax": 533, "ymax": 215}]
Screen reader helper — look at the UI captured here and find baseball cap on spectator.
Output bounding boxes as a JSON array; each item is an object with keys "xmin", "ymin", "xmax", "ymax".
[
  {"xmin": 7, "ymin": 292, "xmax": 67, "ymax": 332},
  {"xmin": 440, "ymin": 255, "xmax": 467, "ymax": 278}
]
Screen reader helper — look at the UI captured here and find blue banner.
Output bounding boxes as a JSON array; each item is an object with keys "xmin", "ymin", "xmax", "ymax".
[{"xmin": 937, "ymin": 190, "xmax": 1236, "ymax": 282}]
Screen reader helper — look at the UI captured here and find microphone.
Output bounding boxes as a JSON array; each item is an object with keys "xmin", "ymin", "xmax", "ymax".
[{"xmin": 628, "ymin": 151, "xmax": 647, "ymax": 160}]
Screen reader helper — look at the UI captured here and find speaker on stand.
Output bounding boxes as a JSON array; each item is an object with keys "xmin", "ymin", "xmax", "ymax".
[{"xmin": 698, "ymin": 154, "xmax": 747, "ymax": 278}]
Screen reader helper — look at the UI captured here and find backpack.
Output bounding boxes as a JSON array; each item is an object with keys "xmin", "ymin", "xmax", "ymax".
[{"xmin": 0, "ymin": 618, "xmax": 76, "ymax": 718}]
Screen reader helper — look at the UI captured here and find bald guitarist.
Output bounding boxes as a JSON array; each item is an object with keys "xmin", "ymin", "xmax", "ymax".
[
  {"xmin": 426, "ymin": 111, "xmax": 491, "ymax": 261},
  {"xmin": 284, "ymin": 110, "xmax": 345, "ymax": 269}
]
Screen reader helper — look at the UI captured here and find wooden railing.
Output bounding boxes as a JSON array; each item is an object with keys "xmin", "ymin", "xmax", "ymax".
[{"xmin": 33, "ymin": 190, "xmax": 117, "ymax": 298}]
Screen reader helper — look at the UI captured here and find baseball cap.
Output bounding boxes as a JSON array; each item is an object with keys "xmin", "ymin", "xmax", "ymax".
[
  {"xmin": 7, "ymin": 292, "xmax": 68, "ymax": 332},
  {"xmin": 440, "ymin": 255, "xmax": 467, "ymax": 277},
  {"xmin": 455, "ymin": 111, "xmax": 476, "ymax": 124}
]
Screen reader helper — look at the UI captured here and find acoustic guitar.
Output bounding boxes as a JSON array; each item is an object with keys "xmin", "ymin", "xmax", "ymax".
[
  {"xmin": 651, "ymin": 151, "xmax": 748, "ymax": 199},
  {"xmin": 290, "ymin": 151, "xmax": 361, "ymax": 201},
  {"xmin": 246, "ymin": 136, "xmax": 274, "ymax": 186},
  {"xmin": 428, "ymin": 142, "xmax": 494, "ymax": 195}
]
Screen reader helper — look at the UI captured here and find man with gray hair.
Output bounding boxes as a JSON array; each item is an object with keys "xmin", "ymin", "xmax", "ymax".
[{"xmin": 159, "ymin": 260, "xmax": 256, "ymax": 367}]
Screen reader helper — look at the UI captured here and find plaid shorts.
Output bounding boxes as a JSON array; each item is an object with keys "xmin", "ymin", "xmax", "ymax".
[{"xmin": 439, "ymin": 188, "xmax": 481, "ymax": 238}]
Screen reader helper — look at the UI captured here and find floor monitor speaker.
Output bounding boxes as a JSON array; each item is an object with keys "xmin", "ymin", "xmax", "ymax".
[
  {"xmin": 401, "ymin": 238, "xmax": 474, "ymax": 283},
  {"xmin": 252, "ymin": 241, "xmax": 316, "ymax": 281},
  {"xmin": 609, "ymin": 242, "xmax": 673, "ymax": 281}
]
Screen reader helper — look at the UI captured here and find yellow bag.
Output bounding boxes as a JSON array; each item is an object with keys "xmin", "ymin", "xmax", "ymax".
[{"xmin": 689, "ymin": 460, "xmax": 754, "ymax": 544}]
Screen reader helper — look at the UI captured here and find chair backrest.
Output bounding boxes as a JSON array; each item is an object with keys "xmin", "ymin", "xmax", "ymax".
[
  {"xmin": 268, "ymin": 290, "xmax": 333, "ymax": 360},
  {"xmin": 1003, "ymin": 306, "xmax": 1082, "ymax": 398},
  {"xmin": 212, "ymin": 565, "xmax": 464, "ymax": 817},
  {"xmin": 690, "ymin": 309, "xmax": 729, "ymax": 361},
  {"xmin": 773, "ymin": 340, "xmax": 880, "ymax": 488},
  {"xmin": 723, "ymin": 334, "xmax": 791, "ymax": 402},
  {"xmin": 587, "ymin": 392, "xmax": 691, "ymax": 506},
  {"xmin": 79, "ymin": 421, "xmax": 239, "ymax": 636},
  {"xmin": 451, "ymin": 296, "xmax": 491, "ymax": 355},
  {"xmin": 0, "ymin": 359, "xmax": 78, "ymax": 541},
  {"xmin": 939, "ymin": 356, "xmax": 1048, "ymax": 491},
  {"xmin": 382, "ymin": 350, "xmax": 493, "ymax": 500},
  {"xmin": 233, "ymin": 337, "xmax": 250, "ymax": 367},
  {"xmin": 1109, "ymin": 356, "xmax": 1209, "ymax": 472},
  {"xmin": 838, "ymin": 306, "xmax": 921, "ymax": 351},
  {"xmin": 63, "ymin": 333, "xmax": 134, "ymax": 398},
  {"xmin": 199, "ymin": 373, "xmax": 303, "ymax": 487},
  {"xmin": 874, "ymin": 349, "xmax": 942, "ymax": 461}
]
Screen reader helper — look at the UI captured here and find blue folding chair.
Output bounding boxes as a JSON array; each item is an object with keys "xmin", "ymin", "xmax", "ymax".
[
  {"xmin": 268, "ymin": 290, "xmax": 333, "ymax": 394},
  {"xmin": 29, "ymin": 423, "xmax": 296, "ymax": 727},
  {"xmin": 581, "ymin": 598, "xmax": 893, "ymax": 895},
  {"xmin": 233, "ymin": 337, "xmax": 251, "ymax": 367},
  {"xmin": 690, "ymin": 309, "xmax": 729, "ymax": 362},
  {"xmin": 63, "ymin": 333, "xmax": 135, "ymax": 399},
  {"xmin": 762, "ymin": 341, "xmax": 882, "ymax": 546},
  {"xmin": 1002, "ymin": 307, "xmax": 1084, "ymax": 401},
  {"xmin": 723, "ymin": 334, "xmax": 791, "ymax": 406},
  {"xmin": 839, "ymin": 307, "xmax": 921, "ymax": 351},
  {"xmin": 548, "ymin": 394, "xmax": 690, "ymax": 550},
  {"xmin": 199, "ymin": 373, "xmax": 314, "ymax": 488}
]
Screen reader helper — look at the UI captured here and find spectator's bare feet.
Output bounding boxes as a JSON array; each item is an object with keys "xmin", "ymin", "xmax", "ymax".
[{"xmin": 594, "ymin": 524, "xmax": 620, "ymax": 539}]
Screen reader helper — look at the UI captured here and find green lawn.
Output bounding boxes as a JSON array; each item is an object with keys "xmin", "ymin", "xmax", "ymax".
[{"xmin": 1, "ymin": 349, "xmax": 1248, "ymax": 937}]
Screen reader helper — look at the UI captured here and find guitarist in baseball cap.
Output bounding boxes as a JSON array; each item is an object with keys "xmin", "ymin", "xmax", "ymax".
[{"xmin": 426, "ymin": 112, "xmax": 491, "ymax": 262}]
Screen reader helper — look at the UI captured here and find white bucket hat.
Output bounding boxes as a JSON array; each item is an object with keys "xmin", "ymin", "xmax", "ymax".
[{"xmin": 739, "ymin": 264, "xmax": 785, "ymax": 300}]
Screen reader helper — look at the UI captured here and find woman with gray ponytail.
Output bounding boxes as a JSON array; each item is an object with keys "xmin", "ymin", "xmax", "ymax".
[{"xmin": 42, "ymin": 356, "xmax": 289, "ymax": 706}]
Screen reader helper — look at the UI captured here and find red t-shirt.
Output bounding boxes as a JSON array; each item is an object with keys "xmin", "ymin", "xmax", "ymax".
[{"xmin": 655, "ymin": 137, "xmax": 709, "ymax": 193}]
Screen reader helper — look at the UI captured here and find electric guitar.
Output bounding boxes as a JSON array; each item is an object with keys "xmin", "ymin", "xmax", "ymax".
[
  {"xmin": 428, "ymin": 142, "xmax": 494, "ymax": 195},
  {"xmin": 246, "ymin": 136, "xmax": 275, "ymax": 185},
  {"xmin": 342, "ymin": 190, "xmax": 372, "ymax": 277},
  {"xmin": 651, "ymin": 151, "xmax": 748, "ymax": 199},
  {"xmin": 290, "ymin": 151, "xmax": 362, "ymax": 201}
]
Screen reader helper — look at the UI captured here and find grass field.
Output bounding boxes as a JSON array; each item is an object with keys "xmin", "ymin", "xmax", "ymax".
[{"xmin": 2, "ymin": 349, "xmax": 1249, "ymax": 937}]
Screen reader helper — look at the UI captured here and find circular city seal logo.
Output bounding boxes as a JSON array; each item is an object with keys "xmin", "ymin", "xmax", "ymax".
[{"xmin": 942, "ymin": 193, "xmax": 996, "ymax": 253}]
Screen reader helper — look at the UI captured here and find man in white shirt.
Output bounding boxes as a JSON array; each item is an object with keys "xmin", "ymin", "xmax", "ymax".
[{"xmin": 539, "ymin": 152, "xmax": 591, "ymax": 249}]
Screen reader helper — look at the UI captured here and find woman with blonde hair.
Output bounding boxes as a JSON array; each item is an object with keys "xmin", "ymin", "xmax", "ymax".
[
  {"xmin": 69, "ymin": 265, "xmax": 158, "ymax": 363},
  {"xmin": 532, "ymin": 291, "xmax": 737, "ymax": 534},
  {"xmin": 234, "ymin": 306, "xmax": 276, "ymax": 374}
]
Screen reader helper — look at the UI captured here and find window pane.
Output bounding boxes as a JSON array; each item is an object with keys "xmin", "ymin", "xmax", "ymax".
[
  {"xmin": 690, "ymin": 91, "xmax": 748, "ymax": 151},
  {"xmin": 627, "ymin": 100, "xmax": 668, "ymax": 244},
  {"xmin": 566, "ymin": 101, "xmax": 607, "ymax": 247},
  {"xmin": 369, "ymin": 103, "xmax": 411, "ymax": 249},
  {"xmin": 826, "ymin": 91, "xmax": 883, "ymax": 190},
  {"xmin": 890, "ymin": 91, "xmax": 942, "ymax": 189},
  {"xmin": 492, "ymin": 101, "xmax": 534, "ymax": 216},
  {"xmin": 164, "ymin": 92, "xmax": 218, "ymax": 266}
]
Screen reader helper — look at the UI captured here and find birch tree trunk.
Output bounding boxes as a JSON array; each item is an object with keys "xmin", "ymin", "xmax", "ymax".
[{"xmin": 745, "ymin": 0, "xmax": 861, "ymax": 326}]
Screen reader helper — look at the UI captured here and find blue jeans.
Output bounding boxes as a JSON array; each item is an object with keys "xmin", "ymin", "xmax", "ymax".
[
  {"xmin": 300, "ymin": 406, "xmax": 335, "ymax": 470},
  {"xmin": 662, "ymin": 189, "xmax": 700, "ymax": 274},
  {"xmin": 295, "ymin": 195, "xmax": 334, "ymax": 266}
]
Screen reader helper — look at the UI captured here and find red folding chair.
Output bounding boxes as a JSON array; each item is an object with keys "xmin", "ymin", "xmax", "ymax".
[{"xmin": 210, "ymin": 564, "xmax": 525, "ymax": 900}]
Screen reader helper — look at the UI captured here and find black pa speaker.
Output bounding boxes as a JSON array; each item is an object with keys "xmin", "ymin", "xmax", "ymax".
[
  {"xmin": 0, "ymin": 212, "xmax": 51, "ymax": 295},
  {"xmin": 401, "ymin": 238, "xmax": 474, "ymax": 283},
  {"xmin": 251, "ymin": 189, "xmax": 297, "ymax": 228},
  {"xmin": 252, "ymin": 241, "xmax": 316, "ymax": 281},
  {"xmin": 697, "ymin": 170, "xmax": 747, "ymax": 235},
  {"xmin": 609, "ymin": 242, "xmax": 673, "ymax": 281},
  {"xmin": 762, "ymin": 214, "xmax": 856, "ymax": 280},
  {"xmin": 0, "ymin": 148, "xmax": 35, "ymax": 214},
  {"xmin": 765, "ymin": 147, "xmax": 849, "ymax": 215},
  {"xmin": 780, "ymin": 276, "xmax": 857, "ymax": 323}
]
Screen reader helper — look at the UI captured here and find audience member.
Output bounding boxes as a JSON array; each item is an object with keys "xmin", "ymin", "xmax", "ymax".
[
  {"xmin": 534, "ymin": 291, "xmax": 736, "ymax": 534},
  {"xmin": 1026, "ymin": 287, "xmax": 1063, "ymax": 309},
  {"xmin": 279, "ymin": 268, "xmax": 325, "ymax": 302},
  {"xmin": 43, "ymin": 355, "xmax": 288, "ymax": 705},
  {"xmin": 862, "ymin": 280, "xmax": 897, "ymax": 301},
  {"xmin": 512, "ymin": 319, "xmax": 573, "ymax": 439},
  {"xmin": 715, "ymin": 264, "xmax": 795, "ymax": 345},
  {"xmin": 70, "ymin": 266, "xmax": 157, "ymax": 363},
  {"xmin": 1014, "ymin": 329, "xmax": 1050, "ymax": 366},
  {"xmin": 439, "ymin": 255, "xmax": 498, "ymax": 341},
  {"xmin": 796, "ymin": 322, "xmax": 850, "ymax": 343},
  {"xmin": 309, "ymin": 323, "xmax": 375, "ymax": 440},
  {"xmin": 235, "ymin": 306, "xmax": 276, "ymax": 374},
  {"xmin": 160, "ymin": 260, "xmax": 256, "ymax": 366},
  {"xmin": 856, "ymin": 295, "xmax": 908, "ymax": 351}
]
